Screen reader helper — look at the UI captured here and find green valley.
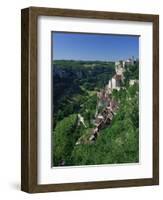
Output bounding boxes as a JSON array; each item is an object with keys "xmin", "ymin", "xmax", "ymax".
[{"xmin": 52, "ymin": 59, "xmax": 139, "ymax": 166}]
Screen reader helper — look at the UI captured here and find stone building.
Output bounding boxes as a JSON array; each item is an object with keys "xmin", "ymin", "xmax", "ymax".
[
  {"xmin": 129, "ymin": 79, "xmax": 139, "ymax": 86},
  {"xmin": 106, "ymin": 74, "xmax": 123, "ymax": 93}
]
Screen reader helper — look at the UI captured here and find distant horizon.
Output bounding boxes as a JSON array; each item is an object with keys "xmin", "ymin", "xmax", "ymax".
[
  {"xmin": 53, "ymin": 58, "xmax": 139, "ymax": 62},
  {"xmin": 52, "ymin": 32, "xmax": 139, "ymax": 61}
]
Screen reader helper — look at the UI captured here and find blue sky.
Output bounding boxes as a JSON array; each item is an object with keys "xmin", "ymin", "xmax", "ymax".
[{"xmin": 52, "ymin": 32, "xmax": 139, "ymax": 61}]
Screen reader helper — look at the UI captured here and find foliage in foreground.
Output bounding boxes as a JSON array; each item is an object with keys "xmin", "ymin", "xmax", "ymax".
[{"xmin": 53, "ymin": 84, "xmax": 139, "ymax": 166}]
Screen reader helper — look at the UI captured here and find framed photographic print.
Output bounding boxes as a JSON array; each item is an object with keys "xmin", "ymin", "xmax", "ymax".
[{"xmin": 21, "ymin": 7, "xmax": 159, "ymax": 193}]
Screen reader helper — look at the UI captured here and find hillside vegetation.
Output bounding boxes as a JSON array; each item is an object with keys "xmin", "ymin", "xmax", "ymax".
[{"xmin": 53, "ymin": 60, "xmax": 139, "ymax": 166}]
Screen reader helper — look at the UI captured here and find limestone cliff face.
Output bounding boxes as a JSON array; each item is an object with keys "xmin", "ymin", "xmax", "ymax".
[{"xmin": 53, "ymin": 66, "xmax": 84, "ymax": 79}]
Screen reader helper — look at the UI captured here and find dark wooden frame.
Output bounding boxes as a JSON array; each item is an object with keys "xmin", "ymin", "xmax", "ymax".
[{"xmin": 21, "ymin": 6, "xmax": 159, "ymax": 193}]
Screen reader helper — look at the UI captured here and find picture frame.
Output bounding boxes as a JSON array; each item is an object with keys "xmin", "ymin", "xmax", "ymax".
[{"xmin": 21, "ymin": 7, "xmax": 159, "ymax": 193}]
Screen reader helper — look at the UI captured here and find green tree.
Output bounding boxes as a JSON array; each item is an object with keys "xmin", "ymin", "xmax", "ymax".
[{"xmin": 53, "ymin": 114, "xmax": 77, "ymax": 166}]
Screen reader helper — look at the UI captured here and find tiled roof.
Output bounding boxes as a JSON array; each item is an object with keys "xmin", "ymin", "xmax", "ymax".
[{"xmin": 113, "ymin": 74, "xmax": 122, "ymax": 80}]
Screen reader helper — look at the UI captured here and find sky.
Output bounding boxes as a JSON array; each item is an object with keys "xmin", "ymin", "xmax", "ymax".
[{"xmin": 52, "ymin": 32, "xmax": 139, "ymax": 61}]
